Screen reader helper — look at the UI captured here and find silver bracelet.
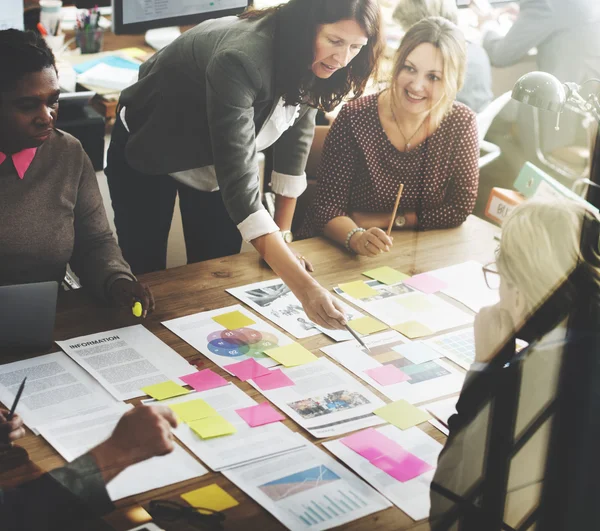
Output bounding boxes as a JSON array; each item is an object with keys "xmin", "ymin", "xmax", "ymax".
[{"xmin": 345, "ymin": 227, "xmax": 365, "ymax": 253}]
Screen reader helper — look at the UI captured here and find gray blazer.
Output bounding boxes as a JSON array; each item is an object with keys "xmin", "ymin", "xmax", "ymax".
[
  {"xmin": 120, "ymin": 15, "xmax": 317, "ymax": 225},
  {"xmin": 483, "ymin": 0, "xmax": 600, "ymax": 85}
]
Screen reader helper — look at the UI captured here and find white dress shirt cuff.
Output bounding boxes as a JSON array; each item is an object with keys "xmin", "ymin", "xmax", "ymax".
[
  {"xmin": 270, "ymin": 171, "xmax": 307, "ymax": 198},
  {"xmin": 237, "ymin": 209, "xmax": 280, "ymax": 242}
]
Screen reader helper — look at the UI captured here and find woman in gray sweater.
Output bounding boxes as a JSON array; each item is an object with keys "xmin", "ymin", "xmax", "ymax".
[{"xmin": 105, "ymin": 0, "xmax": 383, "ymax": 331}]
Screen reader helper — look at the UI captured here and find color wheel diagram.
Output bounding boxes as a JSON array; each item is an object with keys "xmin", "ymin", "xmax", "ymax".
[{"xmin": 206, "ymin": 327, "xmax": 280, "ymax": 359}]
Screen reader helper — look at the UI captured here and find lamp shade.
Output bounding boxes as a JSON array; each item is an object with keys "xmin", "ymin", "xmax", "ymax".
[{"xmin": 512, "ymin": 71, "xmax": 566, "ymax": 112}]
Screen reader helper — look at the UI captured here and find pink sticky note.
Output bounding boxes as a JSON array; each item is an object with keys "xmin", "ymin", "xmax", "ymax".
[
  {"xmin": 253, "ymin": 369, "xmax": 295, "ymax": 391},
  {"xmin": 235, "ymin": 402, "xmax": 285, "ymax": 427},
  {"xmin": 340, "ymin": 429, "xmax": 387, "ymax": 461},
  {"xmin": 365, "ymin": 365, "xmax": 410, "ymax": 386},
  {"xmin": 224, "ymin": 359, "xmax": 271, "ymax": 381},
  {"xmin": 403, "ymin": 273, "xmax": 448, "ymax": 294},
  {"xmin": 180, "ymin": 369, "xmax": 229, "ymax": 392},
  {"xmin": 371, "ymin": 452, "xmax": 433, "ymax": 482}
]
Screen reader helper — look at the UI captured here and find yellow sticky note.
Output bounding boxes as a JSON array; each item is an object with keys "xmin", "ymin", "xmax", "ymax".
[
  {"xmin": 181, "ymin": 484, "xmax": 239, "ymax": 512},
  {"xmin": 265, "ymin": 343, "xmax": 318, "ymax": 367},
  {"xmin": 142, "ymin": 381, "xmax": 190, "ymax": 401},
  {"xmin": 392, "ymin": 321, "xmax": 434, "ymax": 339},
  {"xmin": 212, "ymin": 311, "xmax": 255, "ymax": 330},
  {"xmin": 348, "ymin": 317, "xmax": 388, "ymax": 335},
  {"xmin": 189, "ymin": 416, "xmax": 237, "ymax": 439},
  {"xmin": 338, "ymin": 281, "xmax": 379, "ymax": 299},
  {"xmin": 170, "ymin": 399, "xmax": 218, "ymax": 423},
  {"xmin": 395, "ymin": 295, "xmax": 436, "ymax": 312},
  {"xmin": 362, "ymin": 266, "xmax": 410, "ymax": 285},
  {"xmin": 374, "ymin": 400, "xmax": 432, "ymax": 430},
  {"xmin": 119, "ymin": 47, "xmax": 148, "ymax": 59}
]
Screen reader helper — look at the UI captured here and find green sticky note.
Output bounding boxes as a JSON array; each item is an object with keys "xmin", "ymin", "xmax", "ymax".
[
  {"xmin": 212, "ymin": 310, "xmax": 255, "ymax": 330},
  {"xmin": 374, "ymin": 400, "xmax": 432, "ymax": 429},
  {"xmin": 188, "ymin": 415, "xmax": 237, "ymax": 439},
  {"xmin": 141, "ymin": 381, "xmax": 190, "ymax": 401},
  {"xmin": 395, "ymin": 294, "xmax": 437, "ymax": 312},
  {"xmin": 169, "ymin": 399, "xmax": 218, "ymax": 423},
  {"xmin": 338, "ymin": 280, "xmax": 379, "ymax": 299},
  {"xmin": 181, "ymin": 484, "xmax": 239, "ymax": 512},
  {"xmin": 362, "ymin": 266, "xmax": 410, "ymax": 285},
  {"xmin": 392, "ymin": 321, "xmax": 434, "ymax": 339},
  {"xmin": 348, "ymin": 317, "xmax": 388, "ymax": 335},
  {"xmin": 265, "ymin": 342, "xmax": 318, "ymax": 367}
]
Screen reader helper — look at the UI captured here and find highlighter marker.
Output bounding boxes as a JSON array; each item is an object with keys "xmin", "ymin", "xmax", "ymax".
[{"xmin": 132, "ymin": 301, "xmax": 143, "ymax": 318}]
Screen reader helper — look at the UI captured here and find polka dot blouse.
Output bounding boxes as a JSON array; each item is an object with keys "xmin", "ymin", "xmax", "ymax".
[{"xmin": 299, "ymin": 93, "xmax": 479, "ymax": 237}]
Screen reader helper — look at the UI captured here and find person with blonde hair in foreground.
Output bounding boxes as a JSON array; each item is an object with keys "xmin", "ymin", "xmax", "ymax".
[{"xmin": 430, "ymin": 198, "xmax": 600, "ymax": 530}]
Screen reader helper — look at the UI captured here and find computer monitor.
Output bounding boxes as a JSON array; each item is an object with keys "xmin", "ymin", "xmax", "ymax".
[{"xmin": 112, "ymin": 0, "xmax": 252, "ymax": 35}]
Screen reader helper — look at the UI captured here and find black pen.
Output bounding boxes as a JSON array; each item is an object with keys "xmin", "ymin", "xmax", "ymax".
[
  {"xmin": 344, "ymin": 324, "xmax": 372, "ymax": 354},
  {"xmin": 7, "ymin": 377, "xmax": 27, "ymax": 420}
]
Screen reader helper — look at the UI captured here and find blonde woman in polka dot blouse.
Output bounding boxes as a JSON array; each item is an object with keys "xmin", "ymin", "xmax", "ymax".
[{"xmin": 299, "ymin": 17, "xmax": 479, "ymax": 256}]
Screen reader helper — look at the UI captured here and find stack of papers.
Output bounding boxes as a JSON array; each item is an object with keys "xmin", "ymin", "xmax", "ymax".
[{"xmin": 77, "ymin": 63, "xmax": 139, "ymax": 91}]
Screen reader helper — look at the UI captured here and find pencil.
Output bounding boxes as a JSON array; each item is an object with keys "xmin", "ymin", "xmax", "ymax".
[
  {"xmin": 386, "ymin": 183, "xmax": 404, "ymax": 236},
  {"xmin": 344, "ymin": 324, "xmax": 372, "ymax": 354},
  {"xmin": 7, "ymin": 377, "xmax": 27, "ymax": 420}
]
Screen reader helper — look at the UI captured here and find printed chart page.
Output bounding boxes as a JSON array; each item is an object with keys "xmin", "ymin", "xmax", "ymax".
[
  {"xmin": 227, "ymin": 279, "xmax": 363, "ymax": 340},
  {"xmin": 162, "ymin": 304, "xmax": 292, "ymax": 370},
  {"xmin": 37, "ymin": 404, "xmax": 207, "ymax": 501},
  {"xmin": 321, "ymin": 331, "xmax": 465, "ymax": 404},
  {"xmin": 324, "ymin": 425, "xmax": 443, "ymax": 521},
  {"xmin": 0, "ymin": 352, "xmax": 119, "ymax": 431},
  {"xmin": 56, "ymin": 325, "xmax": 196, "ymax": 400},
  {"xmin": 223, "ymin": 444, "xmax": 391, "ymax": 531},
  {"xmin": 248, "ymin": 358, "xmax": 386, "ymax": 438},
  {"xmin": 144, "ymin": 384, "xmax": 305, "ymax": 471}
]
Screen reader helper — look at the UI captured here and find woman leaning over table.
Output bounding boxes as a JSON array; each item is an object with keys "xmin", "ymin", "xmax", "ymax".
[
  {"xmin": 0, "ymin": 30, "xmax": 154, "ymax": 316},
  {"xmin": 105, "ymin": 0, "xmax": 383, "ymax": 330},
  {"xmin": 298, "ymin": 17, "xmax": 479, "ymax": 257}
]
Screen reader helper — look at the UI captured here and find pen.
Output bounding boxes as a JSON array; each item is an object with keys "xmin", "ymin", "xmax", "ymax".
[
  {"xmin": 7, "ymin": 377, "xmax": 27, "ymax": 421},
  {"xmin": 344, "ymin": 324, "xmax": 372, "ymax": 354},
  {"xmin": 36, "ymin": 22, "xmax": 48, "ymax": 36},
  {"xmin": 132, "ymin": 300, "xmax": 143, "ymax": 318}
]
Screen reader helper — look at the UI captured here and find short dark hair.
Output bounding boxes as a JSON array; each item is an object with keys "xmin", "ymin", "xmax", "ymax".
[
  {"xmin": 239, "ymin": 0, "xmax": 383, "ymax": 112},
  {"xmin": 0, "ymin": 29, "xmax": 56, "ymax": 93}
]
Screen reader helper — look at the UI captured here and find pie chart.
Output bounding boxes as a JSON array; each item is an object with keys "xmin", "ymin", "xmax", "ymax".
[{"xmin": 207, "ymin": 328, "xmax": 280, "ymax": 358}]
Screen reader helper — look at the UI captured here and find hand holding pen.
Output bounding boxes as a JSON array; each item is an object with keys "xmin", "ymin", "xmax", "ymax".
[
  {"xmin": 109, "ymin": 279, "xmax": 156, "ymax": 319},
  {"xmin": 0, "ymin": 377, "xmax": 27, "ymax": 446}
]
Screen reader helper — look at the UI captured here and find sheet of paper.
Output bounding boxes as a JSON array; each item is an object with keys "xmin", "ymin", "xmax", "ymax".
[
  {"xmin": 247, "ymin": 358, "xmax": 386, "ymax": 438},
  {"xmin": 348, "ymin": 317, "xmax": 388, "ymax": 336},
  {"xmin": 374, "ymin": 400, "xmax": 432, "ymax": 430},
  {"xmin": 324, "ymin": 426, "xmax": 443, "ymax": 521},
  {"xmin": 338, "ymin": 281, "xmax": 379, "ymax": 299},
  {"xmin": 162, "ymin": 305, "xmax": 290, "ymax": 370},
  {"xmin": 181, "ymin": 484, "xmax": 239, "ymax": 512},
  {"xmin": 392, "ymin": 321, "xmax": 435, "ymax": 339},
  {"xmin": 56, "ymin": 325, "xmax": 196, "ymax": 401},
  {"xmin": 320, "ymin": 331, "xmax": 465, "ymax": 404},
  {"xmin": 226, "ymin": 279, "xmax": 363, "ymax": 341},
  {"xmin": 37, "ymin": 404, "xmax": 207, "ymax": 501},
  {"xmin": 223, "ymin": 444, "xmax": 391, "ymax": 531},
  {"xmin": 428, "ymin": 418, "xmax": 450, "ymax": 435},
  {"xmin": 265, "ymin": 343, "xmax": 318, "ymax": 367},
  {"xmin": 392, "ymin": 343, "xmax": 440, "ymax": 365},
  {"xmin": 334, "ymin": 282, "xmax": 473, "ymax": 332},
  {"xmin": 364, "ymin": 365, "xmax": 410, "ymax": 386},
  {"xmin": 0, "ymin": 352, "xmax": 119, "ymax": 432},
  {"xmin": 362, "ymin": 267, "xmax": 410, "ymax": 285},
  {"xmin": 180, "ymin": 369, "xmax": 229, "ymax": 392},
  {"xmin": 224, "ymin": 358, "xmax": 272, "ymax": 381},
  {"xmin": 236, "ymin": 402, "xmax": 285, "ymax": 427},
  {"xmin": 170, "ymin": 399, "xmax": 218, "ymax": 422},
  {"xmin": 424, "ymin": 327, "xmax": 476, "ymax": 369},
  {"xmin": 428, "ymin": 261, "xmax": 500, "ymax": 313},
  {"xmin": 424, "ymin": 396, "xmax": 459, "ymax": 427},
  {"xmin": 142, "ymin": 381, "xmax": 190, "ymax": 401},
  {"xmin": 253, "ymin": 369, "xmax": 295, "ymax": 391},
  {"xmin": 0, "ymin": 0, "xmax": 24, "ymax": 30},
  {"xmin": 147, "ymin": 385, "xmax": 305, "ymax": 471},
  {"xmin": 212, "ymin": 310, "xmax": 255, "ymax": 330},
  {"xmin": 77, "ymin": 63, "xmax": 139, "ymax": 91},
  {"xmin": 403, "ymin": 274, "xmax": 447, "ymax": 294}
]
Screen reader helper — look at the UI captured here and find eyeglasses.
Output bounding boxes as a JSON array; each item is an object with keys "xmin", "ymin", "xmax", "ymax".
[
  {"xmin": 148, "ymin": 500, "xmax": 225, "ymax": 530},
  {"xmin": 482, "ymin": 262, "xmax": 500, "ymax": 290}
]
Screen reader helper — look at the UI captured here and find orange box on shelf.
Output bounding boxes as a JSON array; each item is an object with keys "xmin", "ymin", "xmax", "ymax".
[{"xmin": 485, "ymin": 187, "xmax": 524, "ymax": 225}]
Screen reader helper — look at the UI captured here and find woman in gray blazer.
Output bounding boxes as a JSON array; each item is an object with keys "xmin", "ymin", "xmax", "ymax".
[{"xmin": 105, "ymin": 0, "xmax": 382, "ymax": 330}]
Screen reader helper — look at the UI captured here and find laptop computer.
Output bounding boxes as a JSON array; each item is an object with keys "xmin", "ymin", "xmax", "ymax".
[{"xmin": 0, "ymin": 281, "xmax": 59, "ymax": 350}]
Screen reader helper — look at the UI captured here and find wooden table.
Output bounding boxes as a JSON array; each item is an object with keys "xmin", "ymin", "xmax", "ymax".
[{"xmin": 0, "ymin": 216, "xmax": 499, "ymax": 531}]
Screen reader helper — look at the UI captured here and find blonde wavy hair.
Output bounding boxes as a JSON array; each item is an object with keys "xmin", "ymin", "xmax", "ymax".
[
  {"xmin": 393, "ymin": 0, "xmax": 458, "ymax": 30},
  {"xmin": 498, "ymin": 198, "xmax": 600, "ymax": 315},
  {"xmin": 390, "ymin": 16, "xmax": 466, "ymax": 128}
]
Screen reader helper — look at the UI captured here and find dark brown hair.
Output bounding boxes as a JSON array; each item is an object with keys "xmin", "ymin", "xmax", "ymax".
[{"xmin": 240, "ymin": 0, "xmax": 383, "ymax": 112}]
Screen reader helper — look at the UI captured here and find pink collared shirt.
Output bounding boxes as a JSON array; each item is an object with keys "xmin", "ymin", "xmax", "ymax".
[{"xmin": 0, "ymin": 148, "xmax": 37, "ymax": 179}]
